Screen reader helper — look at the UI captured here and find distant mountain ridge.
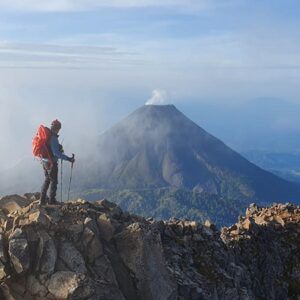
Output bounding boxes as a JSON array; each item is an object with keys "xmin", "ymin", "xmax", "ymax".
[
  {"xmin": 81, "ymin": 105, "xmax": 300, "ymax": 204},
  {"xmin": 242, "ymin": 150, "xmax": 300, "ymax": 186}
]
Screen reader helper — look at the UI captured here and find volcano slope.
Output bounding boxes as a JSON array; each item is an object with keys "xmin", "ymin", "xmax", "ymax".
[{"xmin": 76, "ymin": 105, "xmax": 300, "ymax": 226}]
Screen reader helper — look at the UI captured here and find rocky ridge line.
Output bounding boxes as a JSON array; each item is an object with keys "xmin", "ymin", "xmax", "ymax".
[{"xmin": 0, "ymin": 194, "xmax": 299, "ymax": 299}]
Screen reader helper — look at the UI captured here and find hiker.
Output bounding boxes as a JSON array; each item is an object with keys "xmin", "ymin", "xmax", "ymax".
[{"xmin": 39, "ymin": 119, "xmax": 75, "ymax": 205}]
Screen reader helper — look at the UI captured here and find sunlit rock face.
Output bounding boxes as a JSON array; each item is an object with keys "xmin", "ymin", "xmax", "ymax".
[{"xmin": 0, "ymin": 194, "xmax": 299, "ymax": 299}]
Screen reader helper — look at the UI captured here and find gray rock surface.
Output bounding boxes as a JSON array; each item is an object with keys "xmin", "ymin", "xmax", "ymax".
[
  {"xmin": 0, "ymin": 196, "xmax": 299, "ymax": 299},
  {"xmin": 8, "ymin": 229, "xmax": 30, "ymax": 274}
]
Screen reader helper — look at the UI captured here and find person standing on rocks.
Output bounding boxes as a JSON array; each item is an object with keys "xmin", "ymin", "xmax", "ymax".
[{"xmin": 40, "ymin": 119, "xmax": 75, "ymax": 205}]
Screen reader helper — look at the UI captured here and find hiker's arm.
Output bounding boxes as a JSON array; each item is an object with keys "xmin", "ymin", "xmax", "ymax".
[{"xmin": 50, "ymin": 136, "xmax": 70, "ymax": 161}]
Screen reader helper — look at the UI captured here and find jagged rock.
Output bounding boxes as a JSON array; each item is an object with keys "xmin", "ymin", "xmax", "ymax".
[
  {"xmin": 0, "ymin": 209, "xmax": 7, "ymax": 224},
  {"xmin": 93, "ymin": 255, "xmax": 119, "ymax": 285},
  {"xmin": 28, "ymin": 210, "xmax": 51, "ymax": 228},
  {"xmin": 26, "ymin": 274, "xmax": 48, "ymax": 297},
  {"xmin": 204, "ymin": 219, "xmax": 216, "ymax": 231},
  {"xmin": 4, "ymin": 218, "xmax": 14, "ymax": 233},
  {"xmin": 43, "ymin": 205, "xmax": 63, "ymax": 224},
  {"xmin": 246, "ymin": 203, "xmax": 258, "ymax": 216},
  {"xmin": 1, "ymin": 201, "xmax": 22, "ymax": 215},
  {"xmin": 5, "ymin": 278, "xmax": 27, "ymax": 299},
  {"xmin": 115, "ymin": 223, "xmax": 177, "ymax": 300},
  {"xmin": 0, "ymin": 234, "xmax": 6, "ymax": 263},
  {"xmin": 0, "ymin": 283, "xmax": 15, "ymax": 300},
  {"xmin": 58, "ymin": 241, "xmax": 87, "ymax": 274},
  {"xmin": 96, "ymin": 199, "xmax": 116, "ymax": 210},
  {"xmin": 84, "ymin": 217, "xmax": 100, "ymax": 236},
  {"xmin": 0, "ymin": 260, "xmax": 6, "ymax": 280},
  {"xmin": 0, "ymin": 195, "xmax": 31, "ymax": 208},
  {"xmin": 66, "ymin": 223, "xmax": 84, "ymax": 242},
  {"xmin": 201, "ymin": 225, "xmax": 214, "ymax": 237},
  {"xmin": 242, "ymin": 217, "xmax": 257, "ymax": 231},
  {"xmin": 86, "ymin": 236, "xmax": 103, "ymax": 263},
  {"xmin": 274, "ymin": 215, "xmax": 285, "ymax": 226},
  {"xmin": 37, "ymin": 230, "xmax": 57, "ymax": 275},
  {"xmin": 47, "ymin": 271, "xmax": 80, "ymax": 299},
  {"xmin": 23, "ymin": 192, "xmax": 40, "ymax": 202},
  {"xmin": 253, "ymin": 215, "xmax": 268, "ymax": 225},
  {"xmin": 8, "ymin": 229, "xmax": 30, "ymax": 274},
  {"xmin": 0, "ymin": 195, "xmax": 300, "ymax": 300},
  {"xmin": 82, "ymin": 227, "xmax": 95, "ymax": 246},
  {"xmin": 18, "ymin": 210, "xmax": 51, "ymax": 228},
  {"xmin": 97, "ymin": 213, "xmax": 115, "ymax": 241}
]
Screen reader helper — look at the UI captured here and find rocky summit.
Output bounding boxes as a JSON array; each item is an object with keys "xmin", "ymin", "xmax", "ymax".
[{"xmin": 0, "ymin": 194, "xmax": 299, "ymax": 300}]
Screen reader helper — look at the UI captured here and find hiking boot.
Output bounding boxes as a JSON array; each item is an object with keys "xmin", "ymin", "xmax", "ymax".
[
  {"xmin": 48, "ymin": 198, "xmax": 61, "ymax": 205},
  {"xmin": 39, "ymin": 194, "xmax": 48, "ymax": 206}
]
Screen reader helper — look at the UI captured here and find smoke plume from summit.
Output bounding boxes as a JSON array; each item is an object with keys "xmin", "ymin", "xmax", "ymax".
[{"xmin": 145, "ymin": 90, "xmax": 168, "ymax": 105}]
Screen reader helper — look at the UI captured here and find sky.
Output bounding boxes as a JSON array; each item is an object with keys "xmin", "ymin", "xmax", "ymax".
[{"xmin": 1, "ymin": 0, "xmax": 300, "ymax": 170}]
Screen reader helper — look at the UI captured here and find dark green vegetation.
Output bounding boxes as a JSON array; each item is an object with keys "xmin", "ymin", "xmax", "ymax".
[{"xmin": 79, "ymin": 187, "xmax": 254, "ymax": 228}]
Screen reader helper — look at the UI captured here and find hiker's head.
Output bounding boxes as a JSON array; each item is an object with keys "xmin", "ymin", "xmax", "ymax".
[{"xmin": 51, "ymin": 119, "xmax": 62, "ymax": 133}]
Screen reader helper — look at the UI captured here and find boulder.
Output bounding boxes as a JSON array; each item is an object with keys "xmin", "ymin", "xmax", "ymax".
[
  {"xmin": 0, "ymin": 209, "xmax": 7, "ymax": 226},
  {"xmin": 47, "ymin": 271, "xmax": 80, "ymax": 299},
  {"xmin": 84, "ymin": 217, "xmax": 99, "ymax": 236},
  {"xmin": 86, "ymin": 236, "xmax": 103, "ymax": 263},
  {"xmin": 0, "ymin": 234, "xmax": 6, "ymax": 263},
  {"xmin": 8, "ymin": 229, "xmax": 30, "ymax": 274},
  {"xmin": 26, "ymin": 274, "xmax": 48, "ymax": 297},
  {"xmin": 115, "ymin": 223, "xmax": 177, "ymax": 300},
  {"xmin": 28, "ymin": 211, "xmax": 51, "ymax": 228},
  {"xmin": 96, "ymin": 199, "xmax": 117, "ymax": 210},
  {"xmin": 204, "ymin": 219, "xmax": 217, "ymax": 232},
  {"xmin": 93, "ymin": 255, "xmax": 118, "ymax": 285},
  {"xmin": 0, "ymin": 260, "xmax": 6, "ymax": 280},
  {"xmin": 98, "ymin": 213, "xmax": 116, "ymax": 242},
  {"xmin": 23, "ymin": 193, "xmax": 40, "ymax": 202},
  {"xmin": 59, "ymin": 241, "xmax": 87, "ymax": 274},
  {"xmin": 37, "ymin": 231, "xmax": 57, "ymax": 275},
  {"xmin": 0, "ymin": 283, "xmax": 16, "ymax": 300},
  {"xmin": 66, "ymin": 223, "xmax": 84, "ymax": 242},
  {"xmin": 246, "ymin": 203, "xmax": 258, "ymax": 216},
  {"xmin": 82, "ymin": 227, "xmax": 95, "ymax": 246},
  {"xmin": 44, "ymin": 205, "xmax": 64, "ymax": 224},
  {"xmin": 274, "ymin": 215, "xmax": 285, "ymax": 227},
  {"xmin": 242, "ymin": 218, "xmax": 252, "ymax": 231},
  {"xmin": 0, "ymin": 195, "xmax": 31, "ymax": 208},
  {"xmin": 254, "ymin": 215, "xmax": 268, "ymax": 226},
  {"xmin": 1, "ymin": 201, "xmax": 22, "ymax": 215}
]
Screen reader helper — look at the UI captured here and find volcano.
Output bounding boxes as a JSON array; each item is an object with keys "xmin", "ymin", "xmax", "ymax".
[{"xmin": 82, "ymin": 104, "xmax": 300, "ymax": 204}]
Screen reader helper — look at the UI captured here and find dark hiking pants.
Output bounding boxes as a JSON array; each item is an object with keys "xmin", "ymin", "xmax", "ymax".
[{"xmin": 41, "ymin": 162, "xmax": 58, "ymax": 204}]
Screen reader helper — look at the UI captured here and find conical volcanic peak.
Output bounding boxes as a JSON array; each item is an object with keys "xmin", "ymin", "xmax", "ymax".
[
  {"xmin": 81, "ymin": 105, "xmax": 300, "ymax": 204},
  {"xmin": 105, "ymin": 104, "xmax": 218, "ymax": 154},
  {"xmin": 108, "ymin": 104, "xmax": 194, "ymax": 138}
]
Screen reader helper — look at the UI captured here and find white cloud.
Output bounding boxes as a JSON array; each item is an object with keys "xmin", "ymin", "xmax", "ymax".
[
  {"xmin": 145, "ymin": 89, "xmax": 168, "ymax": 105},
  {"xmin": 0, "ymin": 41, "xmax": 137, "ymax": 69}
]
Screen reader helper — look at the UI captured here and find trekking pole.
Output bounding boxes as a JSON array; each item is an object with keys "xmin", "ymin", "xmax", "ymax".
[
  {"xmin": 67, "ymin": 154, "xmax": 75, "ymax": 202},
  {"xmin": 60, "ymin": 160, "xmax": 63, "ymax": 203}
]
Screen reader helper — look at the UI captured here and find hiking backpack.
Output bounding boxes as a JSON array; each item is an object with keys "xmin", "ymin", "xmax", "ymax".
[{"xmin": 32, "ymin": 125, "xmax": 52, "ymax": 159}]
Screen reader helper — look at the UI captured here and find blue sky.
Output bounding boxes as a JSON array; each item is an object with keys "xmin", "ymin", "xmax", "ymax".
[{"xmin": 1, "ymin": 0, "xmax": 300, "ymax": 169}]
